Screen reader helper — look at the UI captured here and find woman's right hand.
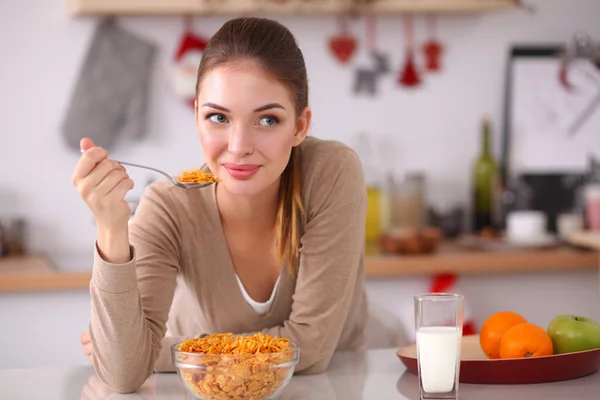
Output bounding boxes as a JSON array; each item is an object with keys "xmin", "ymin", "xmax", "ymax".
[{"xmin": 72, "ymin": 138, "xmax": 135, "ymax": 263}]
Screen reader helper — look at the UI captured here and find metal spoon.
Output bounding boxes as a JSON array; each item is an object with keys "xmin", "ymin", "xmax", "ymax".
[
  {"xmin": 113, "ymin": 160, "xmax": 215, "ymax": 189},
  {"xmin": 78, "ymin": 149, "xmax": 214, "ymax": 189}
]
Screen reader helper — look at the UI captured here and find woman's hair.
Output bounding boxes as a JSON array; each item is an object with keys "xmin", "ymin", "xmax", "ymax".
[{"xmin": 195, "ymin": 17, "xmax": 308, "ymax": 276}]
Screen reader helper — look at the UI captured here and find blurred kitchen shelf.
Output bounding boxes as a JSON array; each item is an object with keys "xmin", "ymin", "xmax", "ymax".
[
  {"xmin": 365, "ymin": 244, "xmax": 599, "ymax": 277},
  {"xmin": 0, "ymin": 254, "xmax": 91, "ymax": 293},
  {"xmin": 568, "ymin": 232, "xmax": 600, "ymax": 251},
  {"xmin": 2, "ymin": 244, "xmax": 596, "ymax": 292},
  {"xmin": 68, "ymin": 0, "xmax": 520, "ymax": 16}
]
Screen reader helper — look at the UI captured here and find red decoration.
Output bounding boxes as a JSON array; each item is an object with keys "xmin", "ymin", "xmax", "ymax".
[
  {"xmin": 328, "ymin": 17, "xmax": 357, "ymax": 64},
  {"xmin": 397, "ymin": 16, "xmax": 421, "ymax": 87},
  {"xmin": 171, "ymin": 17, "xmax": 208, "ymax": 109},
  {"xmin": 423, "ymin": 41, "xmax": 443, "ymax": 72},
  {"xmin": 330, "ymin": 36, "xmax": 357, "ymax": 64},
  {"xmin": 558, "ymin": 61, "xmax": 577, "ymax": 92},
  {"xmin": 429, "ymin": 273, "xmax": 477, "ymax": 336},
  {"xmin": 422, "ymin": 16, "xmax": 444, "ymax": 72}
]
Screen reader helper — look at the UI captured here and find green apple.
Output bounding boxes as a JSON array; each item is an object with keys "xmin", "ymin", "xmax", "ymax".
[{"xmin": 547, "ymin": 314, "xmax": 600, "ymax": 354}]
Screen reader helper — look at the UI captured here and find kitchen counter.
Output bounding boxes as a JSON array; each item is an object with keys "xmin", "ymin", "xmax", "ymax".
[{"xmin": 0, "ymin": 348, "xmax": 598, "ymax": 399}]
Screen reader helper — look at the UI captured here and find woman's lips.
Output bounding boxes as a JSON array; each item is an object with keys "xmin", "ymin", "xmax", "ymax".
[{"xmin": 222, "ymin": 163, "xmax": 260, "ymax": 180}]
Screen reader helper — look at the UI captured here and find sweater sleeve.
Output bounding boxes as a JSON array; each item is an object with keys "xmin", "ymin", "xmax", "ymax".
[
  {"xmin": 89, "ymin": 183, "xmax": 181, "ymax": 393},
  {"xmin": 262, "ymin": 148, "xmax": 368, "ymax": 374}
]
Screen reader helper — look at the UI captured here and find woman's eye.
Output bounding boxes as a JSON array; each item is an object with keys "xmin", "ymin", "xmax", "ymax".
[
  {"xmin": 207, "ymin": 113, "xmax": 228, "ymax": 124},
  {"xmin": 258, "ymin": 116, "xmax": 279, "ymax": 126}
]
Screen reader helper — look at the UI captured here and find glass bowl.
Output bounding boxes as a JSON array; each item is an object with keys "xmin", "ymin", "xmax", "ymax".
[{"xmin": 171, "ymin": 339, "xmax": 300, "ymax": 400}]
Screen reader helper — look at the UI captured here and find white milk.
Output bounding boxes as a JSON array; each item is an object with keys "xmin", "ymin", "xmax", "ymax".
[{"xmin": 416, "ymin": 326, "xmax": 461, "ymax": 394}]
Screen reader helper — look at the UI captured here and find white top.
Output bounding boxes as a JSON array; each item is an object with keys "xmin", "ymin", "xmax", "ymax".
[{"xmin": 234, "ymin": 273, "xmax": 280, "ymax": 314}]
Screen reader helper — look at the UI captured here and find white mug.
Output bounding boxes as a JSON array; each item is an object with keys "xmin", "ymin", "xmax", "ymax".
[{"xmin": 506, "ymin": 211, "xmax": 548, "ymax": 241}]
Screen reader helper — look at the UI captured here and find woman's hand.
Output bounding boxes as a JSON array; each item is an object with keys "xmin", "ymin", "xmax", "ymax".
[
  {"xmin": 72, "ymin": 138, "xmax": 134, "ymax": 263},
  {"xmin": 80, "ymin": 330, "xmax": 93, "ymax": 365},
  {"xmin": 72, "ymin": 138, "xmax": 133, "ymax": 233}
]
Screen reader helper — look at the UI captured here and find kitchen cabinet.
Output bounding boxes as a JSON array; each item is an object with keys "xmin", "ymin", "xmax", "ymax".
[{"xmin": 68, "ymin": 0, "xmax": 520, "ymax": 16}]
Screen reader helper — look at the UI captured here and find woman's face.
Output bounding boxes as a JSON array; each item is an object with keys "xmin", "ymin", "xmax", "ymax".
[{"xmin": 195, "ymin": 63, "xmax": 310, "ymax": 197}]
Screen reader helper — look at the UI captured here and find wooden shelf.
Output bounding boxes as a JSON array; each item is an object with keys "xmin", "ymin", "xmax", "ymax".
[
  {"xmin": 1, "ymin": 244, "xmax": 597, "ymax": 292},
  {"xmin": 0, "ymin": 255, "xmax": 91, "ymax": 293},
  {"xmin": 68, "ymin": 0, "xmax": 520, "ymax": 16},
  {"xmin": 364, "ymin": 245, "xmax": 599, "ymax": 277}
]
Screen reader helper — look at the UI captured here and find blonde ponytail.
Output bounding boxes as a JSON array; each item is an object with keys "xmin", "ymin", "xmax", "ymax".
[{"xmin": 274, "ymin": 147, "xmax": 303, "ymax": 277}]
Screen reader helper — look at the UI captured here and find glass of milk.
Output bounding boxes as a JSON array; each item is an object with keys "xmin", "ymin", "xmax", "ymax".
[{"xmin": 414, "ymin": 293, "xmax": 464, "ymax": 399}]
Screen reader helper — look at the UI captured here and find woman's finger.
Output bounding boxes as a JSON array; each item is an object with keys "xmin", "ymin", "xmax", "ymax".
[
  {"xmin": 83, "ymin": 342, "xmax": 93, "ymax": 357},
  {"xmin": 94, "ymin": 168, "xmax": 130, "ymax": 198},
  {"xmin": 82, "ymin": 160, "xmax": 124, "ymax": 192},
  {"xmin": 72, "ymin": 147, "xmax": 109, "ymax": 183},
  {"xmin": 80, "ymin": 331, "xmax": 91, "ymax": 345}
]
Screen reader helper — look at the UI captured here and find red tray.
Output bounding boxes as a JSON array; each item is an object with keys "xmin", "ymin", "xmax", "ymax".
[{"xmin": 397, "ymin": 334, "xmax": 600, "ymax": 384}]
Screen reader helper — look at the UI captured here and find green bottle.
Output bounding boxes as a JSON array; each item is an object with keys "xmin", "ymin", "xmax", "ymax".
[{"xmin": 472, "ymin": 118, "xmax": 499, "ymax": 232}]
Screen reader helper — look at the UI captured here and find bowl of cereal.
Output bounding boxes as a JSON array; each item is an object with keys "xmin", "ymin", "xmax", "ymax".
[{"xmin": 171, "ymin": 332, "xmax": 300, "ymax": 400}]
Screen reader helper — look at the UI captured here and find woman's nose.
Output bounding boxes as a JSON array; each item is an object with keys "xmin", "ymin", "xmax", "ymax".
[{"xmin": 228, "ymin": 126, "xmax": 254, "ymax": 156}]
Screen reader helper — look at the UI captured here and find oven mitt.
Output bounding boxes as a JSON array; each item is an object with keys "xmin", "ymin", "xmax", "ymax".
[{"xmin": 61, "ymin": 18, "xmax": 157, "ymax": 152}]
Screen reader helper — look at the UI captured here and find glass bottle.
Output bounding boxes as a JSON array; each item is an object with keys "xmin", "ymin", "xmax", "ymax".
[
  {"xmin": 390, "ymin": 172, "xmax": 426, "ymax": 230},
  {"xmin": 355, "ymin": 132, "xmax": 383, "ymax": 254},
  {"xmin": 472, "ymin": 117, "xmax": 499, "ymax": 232}
]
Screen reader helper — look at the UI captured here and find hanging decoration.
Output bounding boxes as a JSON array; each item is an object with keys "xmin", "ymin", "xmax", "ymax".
[
  {"xmin": 558, "ymin": 32, "xmax": 600, "ymax": 92},
  {"xmin": 171, "ymin": 16, "xmax": 209, "ymax": 109},
  {"xmin": 353, "ymin": 16, "xmax": 390, "ymax": 96},
  {"xmin": 397, "ymin": 16, "xmax": 421, "ymax": 88},
  {"xmin": 422, "ymin": 15, "xmax": 444, "ymax": 72},
  {"xmin": 328, "ymin": 16, "xmax": 358, "ymax": 64}
]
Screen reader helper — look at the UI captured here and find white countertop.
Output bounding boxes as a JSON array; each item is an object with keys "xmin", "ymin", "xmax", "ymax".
[{"xmin": 0, "ymin": 348, "xmax": 598, "ymax": 399}]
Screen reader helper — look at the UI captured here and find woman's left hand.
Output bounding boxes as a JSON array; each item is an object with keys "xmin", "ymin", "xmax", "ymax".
[{"xmin": 80, "ymin": 331, "xmax": 93, "ymax": 365}]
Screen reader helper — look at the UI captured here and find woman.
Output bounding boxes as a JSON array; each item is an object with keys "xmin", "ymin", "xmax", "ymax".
[{"xmin": 73, "ymin": 17, "xmax": 368, "ymax": 393}]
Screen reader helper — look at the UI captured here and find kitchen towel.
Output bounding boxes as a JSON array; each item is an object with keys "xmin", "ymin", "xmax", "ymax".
[{"xmin": 61, "ymin": 18, "xmax": 157, "ymax": 152}]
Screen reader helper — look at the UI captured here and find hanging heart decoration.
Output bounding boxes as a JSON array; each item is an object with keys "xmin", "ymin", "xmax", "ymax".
[{"xmin": 328, "ymin": 16, "xmax": 357, "ymax": 64}]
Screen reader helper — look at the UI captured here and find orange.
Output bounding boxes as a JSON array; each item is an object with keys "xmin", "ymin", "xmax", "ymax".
[
  {"xmin": 499, "ymin": 322, "xmax": 553, "ymax": 359},
  {"xmin": 480, "ymin": 311, "xmax": 528, "ymax": 359}
]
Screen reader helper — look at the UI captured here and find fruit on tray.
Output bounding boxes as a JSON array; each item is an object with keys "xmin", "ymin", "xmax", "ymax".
[
  {"xmin": 547, "ymin": 315, "xmax": 600, "ymax": 354},
  {"xmin": 480, "ymin": 311, "xmax": 600, "ymax": 359},
  {"xmin": 499, "ymin": 322, "xmax": 554, "ymax": 359},
  {"xmin": 480, "ymin": 311, "xmax": 528, "ymax": 359}
]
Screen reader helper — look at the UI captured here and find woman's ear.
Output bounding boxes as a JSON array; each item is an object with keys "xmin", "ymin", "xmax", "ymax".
[{"xmin": 292, "ymin": 107, "xmax": 312, "ymax": 147}]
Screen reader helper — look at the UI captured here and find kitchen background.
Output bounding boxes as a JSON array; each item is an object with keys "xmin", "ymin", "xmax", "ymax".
[{"xmin": 1, "ymin": 0, "xmax": 600, "ymax": 368}]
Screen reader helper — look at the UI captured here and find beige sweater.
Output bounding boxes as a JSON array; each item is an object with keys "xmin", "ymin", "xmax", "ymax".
[{"xmin": 89, "ymin": 137, "xmax": 368, "ymax": 393}]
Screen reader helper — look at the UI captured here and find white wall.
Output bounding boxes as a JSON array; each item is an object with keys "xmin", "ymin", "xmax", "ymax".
[{"xmin": 1, "ymin": 0, "xmax": 599, "ymax": 368}]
